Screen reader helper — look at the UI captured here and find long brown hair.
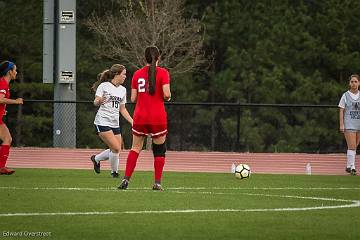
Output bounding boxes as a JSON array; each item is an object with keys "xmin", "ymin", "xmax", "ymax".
[
  {"xmin": 91, "ymin": 64, "xmax": 125, "ymax": 92},
  {"xmin": 145, "ymin": 46, "xmax": 160, "ymax": 95}
]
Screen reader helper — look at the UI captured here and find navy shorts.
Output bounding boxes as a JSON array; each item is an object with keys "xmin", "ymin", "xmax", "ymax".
[{"xmin": 94, "ymin": 125, "xmax": 122, "ymax": 135}]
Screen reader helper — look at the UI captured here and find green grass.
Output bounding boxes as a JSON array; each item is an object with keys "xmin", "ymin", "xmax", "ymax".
[{"xmin": 0, "ymin": 169, "xmax": 360, "ymax": 240}]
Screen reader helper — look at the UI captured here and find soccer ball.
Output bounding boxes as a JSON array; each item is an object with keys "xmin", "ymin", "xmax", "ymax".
[{"xmin": 235, "ymin": 164, "xmax": 251, "ymax": 179}]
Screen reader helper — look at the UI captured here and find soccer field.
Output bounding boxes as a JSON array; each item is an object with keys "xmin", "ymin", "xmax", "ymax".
[{"xmin": 0, "ymin": 169, "xmax": 359, "ymax": 240}]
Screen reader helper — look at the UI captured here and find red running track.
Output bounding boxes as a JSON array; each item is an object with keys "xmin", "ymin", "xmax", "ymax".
[{"xmin": 5, "ymin": 147, "xmax": 359, "ymax": 175}]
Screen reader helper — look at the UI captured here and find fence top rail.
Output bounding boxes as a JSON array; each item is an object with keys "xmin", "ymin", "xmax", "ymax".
[{"xmin": 24, "ymin": 99, "xmax": 338, "ymax": 108}]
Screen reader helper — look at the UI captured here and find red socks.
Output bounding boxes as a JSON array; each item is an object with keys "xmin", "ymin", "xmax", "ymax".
[
  {"xmin": 124, "ymin": 150, "xmax": 166, "ymax": 183},
  {"xmin": 0, "ymin": 145, "xmax": 10, "ymax": 168},
  {"xmin": 154, "ymin": 156, "xmax": 165, "ymax": 183},
  {"xmin": 124, "ymin": 150, "xmax": 139, "ymax": 179}
]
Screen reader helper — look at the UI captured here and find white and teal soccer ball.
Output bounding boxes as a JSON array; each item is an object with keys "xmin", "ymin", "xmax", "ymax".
[{"xmin": 235, "ymin": 164, "xmax": 251, "ymax": 179}]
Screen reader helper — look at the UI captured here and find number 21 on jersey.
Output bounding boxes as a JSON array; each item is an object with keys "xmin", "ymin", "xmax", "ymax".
[{"xmin": 138, "ymin": 78, "xmax": 146, "ymax": 92}]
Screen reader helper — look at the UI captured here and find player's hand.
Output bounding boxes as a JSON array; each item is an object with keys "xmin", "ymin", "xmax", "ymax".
[
  {"xmin": 15, "ymin": 98, "xmax": 23, "ymax": 105},
  {"xmin": 94, "ymin": 97, "xmax": 106, "ymax": 106},
  {"xmin": 99, "ymin": 97, "xmax": 107, "ymax": 105}
]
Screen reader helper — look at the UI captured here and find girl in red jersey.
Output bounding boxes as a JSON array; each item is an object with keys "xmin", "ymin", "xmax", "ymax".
[
  {"xmin": 0, "ymin": 61, "xmax": 23, "ymax": 175},
  {"xmin": 118, "ymin": 46, "xmax": 171, "ymax": 190}
]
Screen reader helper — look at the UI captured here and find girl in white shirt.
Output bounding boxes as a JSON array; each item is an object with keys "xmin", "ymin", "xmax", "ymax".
[
  {"xmin": 90, "ymin": 64, "xmax": 133, "ymax": 178},
  {"xmin": 338, "ymin": 74, "xmax": 360, "ymax": 175}
]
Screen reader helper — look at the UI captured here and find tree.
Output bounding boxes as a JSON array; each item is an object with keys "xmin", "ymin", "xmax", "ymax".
[
  {"xmin": 0, "ymin": 0, "xmax": 53, "ymax": 146},
  {"xmin": 190, "ymin": 0, "xmax": 360, "ymax": 152},
  {"xmin": 85, "ymin": 0, "xmax": 206, "ymax": 75}
]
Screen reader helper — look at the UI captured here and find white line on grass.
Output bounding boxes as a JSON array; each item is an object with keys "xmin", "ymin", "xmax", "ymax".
[
  {"xmin": 0, "ymin": 190, "xmax": 359, "ymax": 217},
  {"xmin": 1, "ymin": 186, "xmax": 360, "ymax": 191}
]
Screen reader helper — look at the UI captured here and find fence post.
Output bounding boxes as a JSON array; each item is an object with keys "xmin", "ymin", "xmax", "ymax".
[{"xmin": 236, "ymin": 104, "xmax": 240, "ymax": 152}]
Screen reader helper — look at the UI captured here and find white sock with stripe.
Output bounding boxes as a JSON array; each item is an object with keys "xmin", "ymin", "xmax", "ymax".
[
  {"xmin": 109, "ymin": 151, "xmax": 119, "ymax": 173},
  {"xmin": 347, "ymin": 149, "xmax": 356, "ymax": 169},
  {"xmin": 95, "ymin": 149, "xmax": 110, "ymax": 163}
]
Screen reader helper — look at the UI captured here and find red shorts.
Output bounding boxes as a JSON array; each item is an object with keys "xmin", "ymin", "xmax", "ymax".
[
  {"xmin": 0, "ymin": 115, "xmax": 4, "ymax": 125},
  {"xmin": 132, "ymin": 124, "xmax": 167, "ymax": 138}
]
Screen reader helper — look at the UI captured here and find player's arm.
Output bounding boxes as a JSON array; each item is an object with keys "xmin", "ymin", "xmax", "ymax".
[
  {"xmin": 93, "ymin": 84, "xmax": 106, "ymax": 106},
  {"xmin": 119, "ymin": 104, "xmax": 133, "ymax": 125},
  {"xmin": 130, "ymin": 72, "xmax": 138, "ymax": 103},
  {"xmin": 131, "ymin": 89, "xmax": 138, "ymax": 103},
  {"xmin": 339, "ymin": 107, "xmax": 345, "ymax": 133},
  {"xmin": 338, "ymin": 94, "xmax": 345, "ymax": 133},
  {"xmin": 163, "ymin": 84, "xmax": 171, "ymax": 101},
  {"xmin": 0, "ymin": 93, "xmax": 23, "ymax": 105}
]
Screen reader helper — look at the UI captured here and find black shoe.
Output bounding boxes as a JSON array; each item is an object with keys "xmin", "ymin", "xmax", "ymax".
[
  {"xmin": 118, "ymin": 179, "xmax": 129, "ymax": 190},
  {"xmin": 111, "ymin": 172, "xmax": 119, "ymax": 178},
  {"xmin": 346, "ymin": 167, "xmax": 351, "ymax": 173},
  {"xmin": 152, "ymin": 183, "xmax": 164, "ymax": 191},
  {"xmin": 351, "ymin": 169, "xmax": 357, "ymax": 176},
  {"xmin": 91, "ymin": 155, "xmax": 100, "ymax": 174}
]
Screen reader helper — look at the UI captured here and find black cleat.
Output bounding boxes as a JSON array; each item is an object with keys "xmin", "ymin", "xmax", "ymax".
[
  {"xmin": 111, "ymin": 172, "xmax": 119, "ymax": 178},
  {"xmin": 346, "ymin": 167, "xmax": 351, "ymax": 173},
  {"xmin": 90, "ymin": 155, "xmax": 100, "ymax": 174},
  {"xmin": 118, "ymin": 179, "xmax": 129, "ymax": 190},
  {"xmin": 351, "ymin": 169, "xmax": 357, "ymax": 176},
  {"xmin": 152, "ymin": 183, "xmax": 164, "ymax": 191}
]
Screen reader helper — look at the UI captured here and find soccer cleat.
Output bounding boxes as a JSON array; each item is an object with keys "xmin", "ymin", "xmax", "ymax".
[
  {"xmin": 351, "ymin": 169, "xmax": 357, "ymax": 176},
  {"xmin": 118, "ymin": 179, "xmax": 129, "ymax": 190},
  {"xmin": 0, "ymin": 167, "xmax": 15, "ymax": 175},
  {"xmin": 111, "ymin": 172, "xmax": 119, "ymax": 178},
  {"xmin": 152, "ymin": 183, "xmax": 164, "ymax": 191},
  {"xmin": 90, "ymin": 155, "xmax": 100, "ymax": 174},
  {"xmin": 345, "ymin": 167, "xmax": 351, "ymax": 173}
]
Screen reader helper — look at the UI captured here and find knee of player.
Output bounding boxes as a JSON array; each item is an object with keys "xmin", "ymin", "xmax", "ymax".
[
  {"xmin": 110, "ymin": 146, "xmax": 121, "ymax": 154},
  {"xmin": 152, "ymin": 142, "xmax": 166, "ymax": 157}
]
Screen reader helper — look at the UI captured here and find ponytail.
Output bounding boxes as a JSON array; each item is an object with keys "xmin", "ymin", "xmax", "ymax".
[
  {"xmin": 91, "ymin": 69, "xmax": 109, "ymax": 92},
  {"xmin": 148, "ymin": 56, "xmax": 156, "ymax": 95},
  {"xmin": 145, "ymin": 46, "xmax": 160, "ymax": 95},
  {"xmin": 91, "ymin": 64, "xmax": 125, "ymax": 92}
]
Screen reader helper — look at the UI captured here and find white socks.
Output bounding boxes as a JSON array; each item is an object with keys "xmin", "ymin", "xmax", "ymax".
[
  {"xmin": 95, "ymin": 149, "xmax": 111, "ymax": 162},
  {"xmin": 347, "ymin": 149, "xmax": 356, "ymax": 169},
  {"xmin": 95, "ymin": 149, "xmax": 120, "ymax": 173},
  {"xmin": 109, "ymin": 151, "xmax": 119, "ymax": 173}
]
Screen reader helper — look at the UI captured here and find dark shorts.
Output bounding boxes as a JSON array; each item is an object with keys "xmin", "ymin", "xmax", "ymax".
[
  {"xmin": 344, "ymin": 129, "xmax": 360, "ymax": 133},
  {"xmin": 132, "ymin": 124, "xmax": 167, "ymax": 138},
  {"xmin": 94, "ymin": 125, "xmax": 122, "ymax": 135}
]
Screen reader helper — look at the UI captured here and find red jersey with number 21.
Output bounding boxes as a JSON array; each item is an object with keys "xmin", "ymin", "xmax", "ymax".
[{"xmin": 131, "ymin": 66, "xmax": 170, "ymax": 125}]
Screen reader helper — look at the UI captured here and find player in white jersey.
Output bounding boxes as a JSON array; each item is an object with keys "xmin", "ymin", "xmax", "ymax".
[
  {"xmin": 90, "ymin": 64, "xmax": 133, "ymax": 178},
  {"xmin": 338, "ymin": 74, "xmax": 360, "ymax": 175}
]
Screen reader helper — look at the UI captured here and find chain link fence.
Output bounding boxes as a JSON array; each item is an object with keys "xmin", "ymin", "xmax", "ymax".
[{"xmin": 4, "ymin": 101, "xmax": 345, "ymax": 153}]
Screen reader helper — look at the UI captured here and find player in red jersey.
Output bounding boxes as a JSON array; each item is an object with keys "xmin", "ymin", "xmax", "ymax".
[
  {"xmin": 0, "ymin": 61, "xmax": 23, "ymax": 175},
  {"xmin": 118, "ymin": 46, "xmax": 171, "ymax": 190}
]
